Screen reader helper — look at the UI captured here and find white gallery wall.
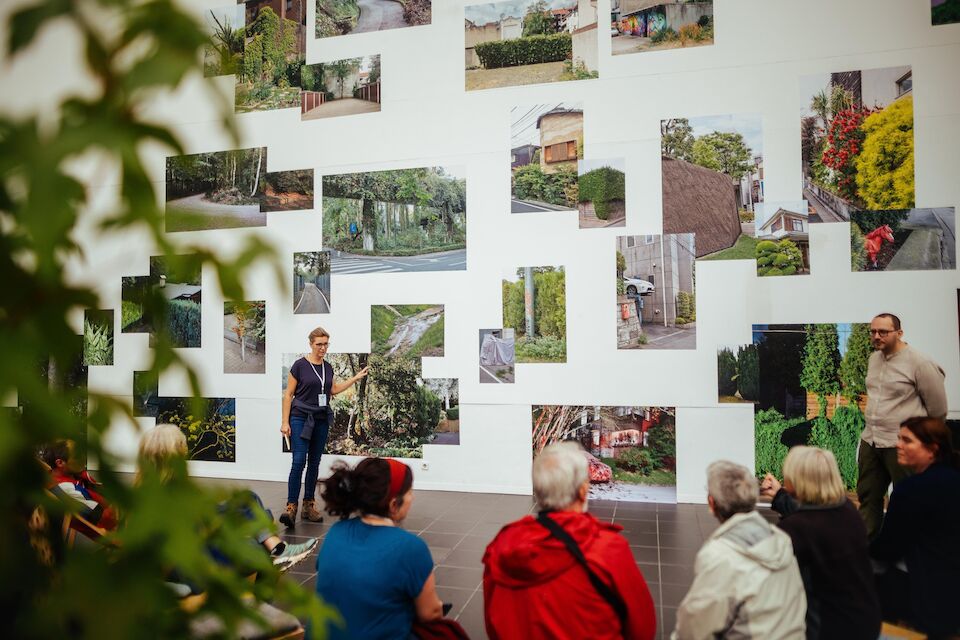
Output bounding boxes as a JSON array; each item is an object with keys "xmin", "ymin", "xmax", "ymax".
[{"xmin": 1, "ymin": 0, "xmax": 958, "ymax": 502}]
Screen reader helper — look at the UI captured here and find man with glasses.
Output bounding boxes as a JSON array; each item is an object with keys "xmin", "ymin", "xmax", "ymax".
[{"xmin": 859, "ymin": 313, "xmax": 947, "ymax": 538}]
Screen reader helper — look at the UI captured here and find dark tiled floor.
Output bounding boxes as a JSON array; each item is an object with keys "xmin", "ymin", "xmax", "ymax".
[{"xmin": 198, "ymin": 477, "xmax": 777, "ymax": 640}]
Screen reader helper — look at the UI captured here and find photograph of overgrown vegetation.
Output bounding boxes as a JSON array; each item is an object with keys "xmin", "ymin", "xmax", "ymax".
[
  {"xmin": 224, "ymin": 301, "xmax": 266, "ymax": 374},
  {"xmin": 502, "ymin": 266, "xmax": 566, "ymax": 363},
  {"xmin": 932, "ymin": 0, "xmax": 960, "ymax": 26},
  {"xmin": 235, "ymin": 4, "xmax": 306, "ymax": 112},
  {"xmin": 157, "ymin": 397, "xmax": 236, "ymax": 462},
  {"xmin": 83, "ymin": 310, "xmax": 114, "ymax": 367},
  {"xmin": 578, "ymin": 159, "xmax": 626, "ymax": 228},
  {"xmin": 204, "ymin": 5, "xmax": 245, "ymax": 77},
  {"xmin": 533, "ymin": 405, "xmax": 677, "ymax": 502},
  {"xmin": 371, "ymin": 305, "xmax": 444, "ymax": 358},
  {"xmin": 510, "ymin": 102, "xmax": 581, "ymax": 213},
  {"xmin": 315, "ymin": 0, "xmax": 431, "ymax": 39},
  {"xmin": 293, "ymin": 252, "xmax": 331, "ymax": 314},
  {"xmin": 612, "ymin": 0, "xmax": 714, "ymax": 55},
  {"xmin": 260, "ymin": 170, "xmax": 314, "ymax": 212},
  {"xmin": 301, "ymin": 55, "xmax": 381, "ymax": 120},
  {"xmin": 121, "ymin": 255, "xmax": 202, "ymax": 348},
  {"xmin": 850, "ymin": 208, "xmax": 956, "ymax": 272}
]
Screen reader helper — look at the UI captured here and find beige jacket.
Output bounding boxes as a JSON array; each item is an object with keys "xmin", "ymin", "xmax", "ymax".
[{"xmin": 863, "ymin": 344, "xmax": 947, "ymax": 448}]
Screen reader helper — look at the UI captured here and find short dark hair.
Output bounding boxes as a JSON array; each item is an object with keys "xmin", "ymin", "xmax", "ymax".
[
  {"xmin": 321, "ymin": 457, "xmax": 414, "ymax": 519},
  {"xmin": 901, "ymin": 416, "xmax": 959, "ymax": 468},
  {"xmin": 873, "ymin": 313, "xmax": 901, "ymax": 331},
  {"xmin": 40, "ymin": 440, "xmax": 71, "ymax": 469}
]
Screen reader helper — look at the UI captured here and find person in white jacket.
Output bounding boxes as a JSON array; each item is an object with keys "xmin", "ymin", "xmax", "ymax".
[{"xmin": 673, "ymin": 461, "xmax": 806, "ymax": 639}]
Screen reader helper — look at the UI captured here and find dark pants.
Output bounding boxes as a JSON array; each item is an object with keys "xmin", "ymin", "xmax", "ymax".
[
  {"xmin": 857, "ymin": 440, "xmax": 908, "ymax": 539},
  {"xmin": 286, "ymin": 413, "xmax": 330, "ymax": 504}
]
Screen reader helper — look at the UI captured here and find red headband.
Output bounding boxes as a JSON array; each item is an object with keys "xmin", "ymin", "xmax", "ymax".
[{"xmin": 386, "ymin": 458, "xmax": 408, "ymax": 501}]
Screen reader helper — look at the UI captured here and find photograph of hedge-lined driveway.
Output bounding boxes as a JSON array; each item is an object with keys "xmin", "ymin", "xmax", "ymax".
[
  {"xmin": 578, "ymin": 159, "xmax": 626, "ymax": 228},
  {"xmin": 465, "ymin": 0, "xmax": 599, "ymax": 92}
]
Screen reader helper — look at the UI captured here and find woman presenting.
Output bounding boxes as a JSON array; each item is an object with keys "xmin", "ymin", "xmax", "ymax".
[{"xmin": 279, "ymin": 327, "xmax": 367, "ymax": 527}]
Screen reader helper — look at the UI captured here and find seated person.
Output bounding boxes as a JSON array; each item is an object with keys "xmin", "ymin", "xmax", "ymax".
[
  {"xmin": 314, "ymin": 457, "xmax": 443, "ymax": 639},
  {"xmin": 760, "ymin": 446, "xmax": 881, "ymax": 640},
  {"xmin": 673, "ymin": 460, "xmax": 805, "ymax": 639},
  {"xmin": 483, "ymin": 441, "xmax": 656, "ymax": 640},
  {"xmin": 41, "ymin": 439, "xmax": 117, "ymax": 533}
]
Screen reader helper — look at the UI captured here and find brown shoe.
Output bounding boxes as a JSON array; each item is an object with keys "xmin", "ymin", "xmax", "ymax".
[
  {"xmin": 278, "ymin": 502, "xmax": 297, "ymax": 529},
  {"xmin": 301, "ymin": 499, "xmax": 324, "ymax": 523}
]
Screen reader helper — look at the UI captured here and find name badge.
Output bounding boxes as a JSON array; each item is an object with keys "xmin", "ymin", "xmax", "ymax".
[{"xmin": 318, "ymin": 394, "xmax": 327, "ymax": 408}]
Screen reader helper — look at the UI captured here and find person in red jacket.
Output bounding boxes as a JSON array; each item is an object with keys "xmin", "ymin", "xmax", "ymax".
[
  {"xmin": 483, "ymin": 441, "xmax": 656, "ymax": 640},
  {"xmin": 41, "ymin": 439, "xmax": 118, "ymax": 533}
]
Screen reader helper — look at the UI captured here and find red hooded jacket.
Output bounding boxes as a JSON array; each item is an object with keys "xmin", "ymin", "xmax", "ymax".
[{"xmin": 483, "ymin": 511, "xmax": 656, "ymax": 640}]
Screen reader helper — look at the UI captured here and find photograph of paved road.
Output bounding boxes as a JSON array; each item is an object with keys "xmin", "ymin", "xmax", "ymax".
[
  {"xmin": 316, "ymin": 0, "xmax": 431, "ymax": 39},
  {"xmin": 328, "ymin": 248, "xmax": 466, "ymax": 274},
  {"xmin": 293, "ymin": 252, "xmax": 331, "ymax": 313}
]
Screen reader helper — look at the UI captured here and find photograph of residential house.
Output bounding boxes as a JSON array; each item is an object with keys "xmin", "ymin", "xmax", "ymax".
[
  {"xmin": 259, "ymin": 170, "xmax": 314, "ymax": 212},
  {"xmin": 510, "ymin": 102, "xmax": 582, "ymax": 213},
  {"xmin": 464, "ymin": 0, "xmax": 598, "ymax": 92},
  {"xmin": 578, "ymin": 158, "xmax": 626, "ymax": 228},
  {"xmin": 716, "ymin": 343, "xmax": 758, "ymax": 404},
  {"xmin": 121, "ymin": 255, "xmax": 202, "ymax": 348},
  {"xmin": 616, "ymin": 234, "xmax": 696, "ymax": 349},
  {"xmin": 611, "ymin": 0, "xmax": 714, "ymax": 56},
  {"xmin": 132, "ymin": 370, "xmax": 159, "ymax": 418},
  {"xmin": 83, "ymin": 310, "xmax": 114, "ymax": 367},
  {"xmin": 502, "ymin": 266, "xmax": 566, "ymax": 363},
  {"xmin": 850, "ymin": 208, "xmax": 956, "ymax": 272},
  {"xmin": 293, "ymin": 251, "xmax": 331, "ymax": 314},
  {"xmin": 932, "ymin": 0, "xmax": 960, "ymax": 25},
  {"xmin": 315, "ymin": 0, "xmax": 431, "ymax": 40},
  {"xmin": 479, "ymin": 328, "xmax": 515, "ymax": 383},
  {"xmin": 371, "ymin": 305, "xmax": 444, "ymax": 358},
  {"xmin": 224, "ymin": 301, "xmax": 266, "ymax": 374},
  {"xmin": 157, "ymin": 396, "xmax": 236, "ymax": 462},
  {"xmin": 234, "ymin": 1, "xmax": 307, "ymax": 113},
  {"xmin": 753, "ymin": 200, "xmax": 811, "ymax": 277},
  {"xmin": 800, "ymin": 66, "xmax": 914, "ymax": 222},
  {"xmin": 661, "ymin": 115, "xmax": 763, "ymax": 261},
  {"xmin": 301, "ymin": 55, "xmax": 381, "ymax": 121},
  {"xmin": 322, "ymin": 166, "xmax": 466, "ymax": 274},
  {"xmin": 533, "ymin": 405, "xmax": 677, "ymax": 502},
  {"xmin": 203, "ymin": 4, "xmax": 245, "ymax": 77}
]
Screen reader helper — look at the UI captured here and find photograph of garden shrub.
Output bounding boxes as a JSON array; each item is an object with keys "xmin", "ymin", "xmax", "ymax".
[
  {"xmin": 510, "ymin": 102, "xmax": 581, "ymax": 213},
  {"xmin": 83, "ymin": 310, "xmax": 114, "ymax": 367},
  {"xmin": 157, "ymin": 396, "xmax": 236, "ymax": 462},
  {"xmin": 749, "ymin": 200, "xmax": 810, "ymax": 277},
  {"xmin": 234, "ymin": 4, "xmax": 306, "ymax": 113},
  {"xmin": 932, "ymin": 0, "xmax": 960, "ymax": 25},
  {"xmin": 756, "ymin": 239, "xmax": 804, "ymax": 277},
  {"xmin": 533, "ymin": 405, "xmax": 677, "ymax": 502},
  {"xmin": 224, "ymin": 301, "xmax": 266, "ymax": 375},
  {"xmin": 612, "ymin": 1, "xmax": 714, "ymax": 55},
  {"xmin": 293, "ymin": 252, "xmax": 331, "ymax": 314},
  {"xmin": 578, "ymin": 159, "xmax": 626, "ymax": 228},
  {"xmin": 121, "ymin": 255, "xmax": 202, "ymax": 348},
  {"xmin": 315, "ymin": 0, "xmax": 431, "ymax": 40},
  {"xmin": 371, "ymin": 305, "xmax": 444, "ymax": 358},
  {"xmin": 300, "ymin": 55, "xmax": 381, "ymax": 121},
  {"xmin": 203, "ymin": 4, "xmax": 244, "ymax": 77},
  {"xmin": 849, "ymin": 208, "xmax": 956, "ymax": 272},
  {"xmin": 800, "ymin": 66, "xmax": 914, "ymax": 223},
  {"xmin": 502, "ymin": 266, "xmax": 566, "ymax": 363},
  {"xmin": 716, "ymin": 344, "xmax": 759, "ymax": 404}
]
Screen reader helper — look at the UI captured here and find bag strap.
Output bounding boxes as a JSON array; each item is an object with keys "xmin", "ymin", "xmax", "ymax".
[{"xmin": 536, "ymin": 511, "xmax": 629, "ymax": 629}]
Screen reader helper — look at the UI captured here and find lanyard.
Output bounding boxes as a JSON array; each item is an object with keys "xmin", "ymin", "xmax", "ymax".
[{"xmin": 307, "ymin": 359, "xmax": 326, "ymax": 390}]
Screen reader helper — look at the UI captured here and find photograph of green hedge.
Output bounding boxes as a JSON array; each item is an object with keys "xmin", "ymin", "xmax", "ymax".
[
  {"xmin": 579, "ymin": 165, "xmax": 625, "ymax": 221},
  {"xmin": 475, "ymin": 32, "xmax": 571, "ymax": 69}
]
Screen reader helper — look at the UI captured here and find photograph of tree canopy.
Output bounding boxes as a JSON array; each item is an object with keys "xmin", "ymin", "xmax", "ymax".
[
  {"xmin": 502, "ymin": 266, "xmax": 566, "ymax": 363},
  {"xmin": 121, "ymin": 255, "xmax": 202, "ymax": 348},
  {"xmin": 533, "ymin": 405, "xmax": 677, "ymax": 502},
  {"xmin": 204, "ymin": 4, "xmax": 245, "ymax": 77},
  {"xmin": 83, "ymin": 310, "xmax": 114, "ymax": 367},
  {"xmin": 371, "ymin": 305, "xmax": 444, "ymax": 358},
  {"xmin": 322, "ymin": 166, "xmax": 466, "ymax": 274},
  {"xmin": 510, "ymin": 102, "xmax": 581, "ymax": 214},
  {"xmin": 301, "ymin": 55, "xmax": 381, "ymax": 121},
  {"xmin": 800, "ymin": 66, "xmax": 914, "ymax": 222},
  {"xmin": 850, "ymin": 208, "xmax": 956, "ymax": 272},
  {"xmin": 315, "ymin": 0, "xmax": 431, "ymax": 40},
  {"xmin": 293, "ymin": 252, "xmax": 331, "ymax": 314},
  {"xmin": 157, "ymin": 396, "xmax": 237, "ymax": 462},
  {"xmin": 224, "ymin": 301, "xmax": 266, "ymax": 374},
  {"xmin": 235, "ymin": 3, "xmax": 306, "ymax": 113}
]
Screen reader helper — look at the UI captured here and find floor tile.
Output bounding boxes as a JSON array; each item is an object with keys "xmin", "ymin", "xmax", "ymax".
[
  {"xmin": 435, "ymin": 565, "xmax": 483, "ymax": 590},
  {"xmin": 420, "ymin": 531, "xmax": 466, "ymax": 548},
  {"xmin": 659, "ymin": 582, "xmax": 690, "ymax": 608},
  {"xmin": 429, "ymin": 546, "xmax": 453, "ymax": 564},
  {"xmin": 426, "ymin": 520, "xmax": 476, "ymax": 534},
  {"xmin": 435, "ymin": 585, "xmax": 475, "ymax": 618},
  {"xmin": 658, "ymin": 563, "xmax": 695, "ymax": 586},
  {"xmin": 630, "ymin": 545, "xmax": 660, "ymax": 564},
  {"xmin": 660, "ymin": 606, "xmax": 677, "ymax": 637},
  {"xmin": 442, "ymin": 544, "xmax": 485, "ymax": 569}
]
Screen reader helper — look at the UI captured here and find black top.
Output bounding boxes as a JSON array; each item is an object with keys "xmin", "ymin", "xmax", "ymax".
[
  {"xmin": 870, "ymin": 463, "xmax": 960, "ymax": 635},
  {"xmin": 772, "ymin": 493, "xmax": 881, "ymax": 640},
  {"xmin": 289, "ymin": 357, "xmax": 333, "ymax": 418}
]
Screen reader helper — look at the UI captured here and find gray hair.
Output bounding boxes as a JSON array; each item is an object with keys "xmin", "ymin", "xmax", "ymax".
[
  {"xmin": 533, "ymin": 441, "xmax": 588, "ymax": 510},
  {"xmin": 707, "ymin": 460, "xmax": 758, "ymax": 522}
]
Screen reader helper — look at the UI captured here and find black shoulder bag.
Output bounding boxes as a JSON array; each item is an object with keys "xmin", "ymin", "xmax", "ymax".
[{"xmin": 536, "ymin": 511, "xmax": 629, "ymax": 630}]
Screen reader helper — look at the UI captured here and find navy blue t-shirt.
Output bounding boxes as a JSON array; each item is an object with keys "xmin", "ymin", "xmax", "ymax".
[
  {"xmin": 315, "ymin": 518, "xmax": 433, "ymax": 640},
  {"xmin": 289, "ymin": 357, "xmax": 333, "ymax": 418}
]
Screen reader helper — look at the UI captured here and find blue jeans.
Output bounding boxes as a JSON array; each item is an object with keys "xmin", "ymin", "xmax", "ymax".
[{"xmin": 287, "ymin": 412, "xmax": 330, "ymax": 504}]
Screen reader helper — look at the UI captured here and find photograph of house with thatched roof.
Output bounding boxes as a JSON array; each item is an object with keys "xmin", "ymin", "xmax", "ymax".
[{"xmin": 661, "ymin": 157, "xmax": 739, "ymax": 258}]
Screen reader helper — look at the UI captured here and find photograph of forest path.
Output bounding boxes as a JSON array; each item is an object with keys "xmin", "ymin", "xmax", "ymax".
[
  {"xmin": 371, "ymin": 305, "xmax": 444, "ymax": 358},
  {"xmin": 157, "ymin": 396, "xmax": 236, "ymax": 462},
  {"xmin": 301, "ymin": 56, "xmax": 381, "ymax": 121},
  {"xmin": 166, "ymin": 148, "xmax": 267, "ymax": 232},
  {"xmin": 850, "ymin": 208, "xmax": 956, "ymax": 272},
  {"xmin": 502, "ymin": 266, "xmax": 566, "ymax": 363},
  {"xmin": 322, "ymin": 166, "xmax": 466, "ymax": 274},
  {"xmin": 751, "ymin": 323, "xmax": 871, "ymax": 493},
  {"xmin": 533, "ymin": 405, "xmax": 677, "ymax": 503},
  {"xmin": 315, "ymin": 0, "xmax": 431, "ymax": 39},
  {"xmin": 293, "ymin": 252, "xmax": 331, "ymax": 314}
]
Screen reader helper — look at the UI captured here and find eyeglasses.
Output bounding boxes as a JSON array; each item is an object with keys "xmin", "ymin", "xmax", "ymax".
[
  {"xmin": 313, "ymin": 342, "xmax": 329, "ymax": 348},
  {"xmin": 869, "ymin": 329, "xmax": 894, "ymax": 337}
]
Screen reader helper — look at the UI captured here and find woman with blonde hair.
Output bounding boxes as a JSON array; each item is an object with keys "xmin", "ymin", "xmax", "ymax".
[{"xmin": 761, "ymin": 446, "xmax": 880, "ymax": 639}]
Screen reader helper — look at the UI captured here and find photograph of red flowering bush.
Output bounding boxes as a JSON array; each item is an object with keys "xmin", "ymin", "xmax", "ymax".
[{"xmin": 799, "ymin": 66, "xmax": 914, "ymax": 223}]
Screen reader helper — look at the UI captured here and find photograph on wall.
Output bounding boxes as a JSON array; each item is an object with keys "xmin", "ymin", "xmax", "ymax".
[
  {"xmin": 234, "ymin": 1, "xmax": 306, "ymax": 113},
  {"xmin": 21, "ymin": 335, "xmax": 89, "ymax": 442},
  {"xmin": 371, "ymin": 305, "xmax": 444, "ymax": 358},
  {"xmin": 224, "ymin": 301, "xmax": 266, "ymax": 374},
  {"xmin": 716, "ymin": 343, "xmax": 758, "ymax": 404},
  {"xmin": 850, "ymin": 208, "xmax": 956, "ymax": 272},
  {"xmin": 753, "ymin": 200, "xmax": 811, "ymax": 277},
  {"xmin": 315, "ymin": 0, "xmax": 430, "ymax": 40},
  {"xmin": 157, "ymin": 396, "xmax": 236, "ymax": 462},
  {"xmin": 423, "ymin": 378, "xmax": 460, "ymax": 445},
  {"xmin": 121, "ymin": 255, "xmax": 202, "ymax": 348},
  {"xmin": 203, "ymin": 4, "xmax": 245, "ymax": 77},
  {"xmin": 132, "ymin": 370, "xmax": 159, "ymax": 418},
  {"xmin": 502, "ymin": 266, "xmax": 566, "ymax": 363},
  {"xmin": 301, "ymin": 55, "xmax": 381, "ymax": 121},
  {"xmin": 616, "ymin": 234, "xmax": 696, "ymax": 349},
  {"xmin": 465, "ymin": 0, "xmax": 598, "ymax": 92},
  {"xmin": 932, "ymin": 0, "xmax": 960, "ymax": 25},
  {"xmin": 750, "ymin": 323, "xmax": 871, "ymax": 491},
  {"xmin": 661, "ymin": 114, "xmax": 763, "ymax": 260},
  {"xmin": 293, "ymin": 251, "xmax": 331, "ymax": 314},
  {"xmin": 165, "ymin": 147, "xmax": 268, "ymax": 232},
  {"xmin": 322, "ymin": 166, "xmax": 466, "ymax": 274},
  {"xmin": 611, "ymin": 0, "xmax": 714, "ymax": 56},
  {"xmin": 578, "ymin": 158, "xmax": 626, "ymax": 228},
  {"xmin": 83, "ymin": 310, "xmax": 114, "ymax": 367},
  {"xmin": 259, "ymin": 169, "xmax": 314, "ymax": 212},
  {"xmin": 510, "ymin": 102, "xmax": 582, "ymax": 214},
  {"xmin": 533, "ymin": 405, "xmax": 677, "ymax": 502},
  {"xmin": 479, "ymin": 328, "xmax": 515, "ymax": 384},
  {"xmin": 800, "ymin": 66, "xmax": 914, "ymax": 222}
]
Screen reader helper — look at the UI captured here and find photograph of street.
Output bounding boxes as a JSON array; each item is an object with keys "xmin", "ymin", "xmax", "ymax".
[
  {"xmin": 300, "ymin": 55, "xmax": 381, "ymax": 121},
  {"xmin": 223, "ymin": 301, "xmax": 265, "ymax": 374},
  {"xmin": 479, "ymin": 328, "xmax": 515, "ymax": 384},
  {"xmin": 753, "ymin": 200, "xmax": 811, "ymax": 277},
  {"xmin": 315, "ymin": 0, "xmax": 431, "ymax": 39},
  {"xmin": 578, "ymin": 158, "xmax": 626, "ymax": 228},
  {"xmin": 660, "ymin": 114, "xmax": 763, "ymax": 259},
  {"xmin": 322, "ymin": 166, "xmax": 466, "ymax": 274},
  {"xmin": 234, "ymin": 1, "xmax": 306, "ymax": 113},
  {"xmin": 510, "ymin": 102, "xmax": 581, "ymax": 214},
  {"xmin": 371, "ymin": 305, "xmax": 444, "ymax": 358},
  {"xmin": 465, "ymin": 0, "xmax": 599, "ymax": 92},
  {"xmin": 203, "ymin": 4, "xmax": 244, "ymax": 77},
  {"xmin": 932, "ymin": 0, "xmax": 960, "ymax": 25},
  {"xmin": 502, "ymin": 266, "xmax": 566, "ymax": 363},
  {"xmin": 293, "ymin": 252, "xmax": 331, "ymax": 314},
  {"xmin": 616, "ymin": 234, "xmax": 696, "ymax": 349},
  {"xmin": 533, "ymin": 405, "xmax": 677, "ymax": 503},
  {"xmin": 83, "ymin": 310, "xmax": 114, "ymax": 367},
  {"xmin": 850, "ymin": 208, "xmax": 956, "ymax": 272},
  {"xmin": 121, "ymin": 255, "xmax": 202, "ymax": 348},
  {"xmin": 611, "ymin": 0, "xmax": 714, "ymax": 56},
  {"xmin": 157, "ymin": 396, "xmax": 237, "ymax": 462},
  {"xmin": 800, "ymin": 66, "xmax": 914, "ymax": 222}
]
